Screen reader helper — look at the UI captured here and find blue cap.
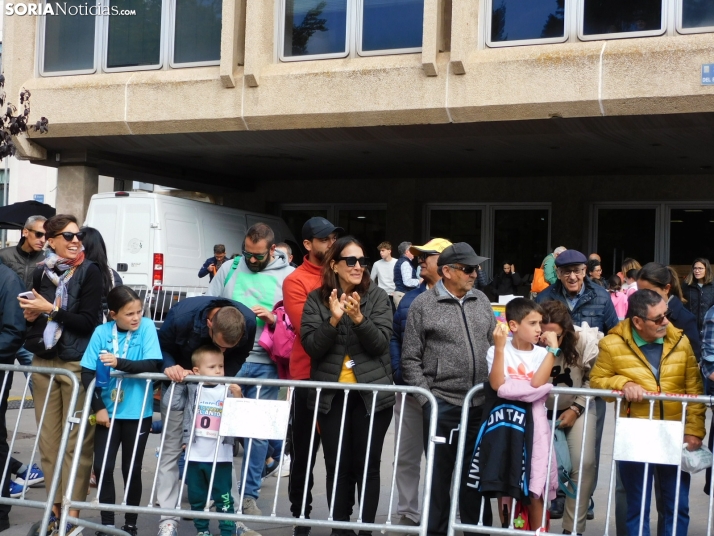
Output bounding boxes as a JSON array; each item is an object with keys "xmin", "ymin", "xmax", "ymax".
[{"xmin": 554, "ymin": 249, "xmax": 587, "ymax": 267}]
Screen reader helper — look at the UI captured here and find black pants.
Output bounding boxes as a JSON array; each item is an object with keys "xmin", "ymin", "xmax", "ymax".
[
  {"xmin": 0, "ymin": 370, "xmax": 13, "ymax": 521},
  {"xmin": 289, "ymin": 387, "xmax": 321, "ymax": 518},
  {"xmin": 422, "ymin": 397, "xmax": 492, "ymax": 536},
  {"xmin": 318, "ymin": 390, "xmax": 392, "ymax": 527},
  {"xmin": 94, "ymin": 417, "xmax": 152, "ymax": 526}
]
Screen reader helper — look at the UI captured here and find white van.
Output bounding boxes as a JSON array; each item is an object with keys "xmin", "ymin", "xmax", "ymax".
[{"xmin": 84, "ymin": 191, "xmax": 296, "ymax": 288}]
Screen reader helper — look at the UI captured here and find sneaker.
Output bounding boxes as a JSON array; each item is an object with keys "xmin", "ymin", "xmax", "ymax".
[
  {"xmin": 275, "ymin": 455, "xmax": 291, "ymax": 478},
  {"xmin": 549, "ymin": 496, "xmax": 565, "ymax": 520},
  {"xmin": 262, "ymin": 460, "xmax": 280, "ymax": 480},
  {"xmin": 31, "ymin": 513, "xmax": 59, "ymax": 536},
  {"xmin": 292, "ymin": 526, "xmax": 310, "ymax": 536},
  {"xmin": 15, "ymin": 463, "xmax": 44, "ymax": 487},
  {"xmin": 66, "ymin": 523, "xmax": 83, "ymax": 536},
  {"xmin": 196, "ymin": 532, "xmax": 212, "ymax": 536},
  {"xmin": 121, "ymin": 526, "xmax": 138, "ymax": 536},
  {"xmin": 9, "ymin": 481, "xmax": 26, "ymax": 498},
  {"xmin": 235, "ymin": 521, "xmax": 262, "ymax": 536},
  {"xmin": 587, "ymin": 498, "xmax": 594, "ymax": 520},
  {"xmin": 157, "ymin": 521, "xmax": 178, "ymax": 536},
  {"xmin": 241, "ymin": 497, "xmax": 261, "ymax": 516}
]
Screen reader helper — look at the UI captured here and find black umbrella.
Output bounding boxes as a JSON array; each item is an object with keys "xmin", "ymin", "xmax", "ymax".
[{"xmin": 0, "ymin": 200, "xmax": 56, "ymax": 230}]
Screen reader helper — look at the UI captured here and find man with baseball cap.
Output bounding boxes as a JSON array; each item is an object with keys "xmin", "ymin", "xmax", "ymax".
[
  {"xmin": 402, "ymin": 242, "xmax": 496, "ymax": 536},
  {"xmin": 388, "ymin": 238, "xmax": 451, "ymax": 531},
  {"xmin": 535, "ymin": 249, "xmax": 618, "ymax": 335},
  {"xmin": 282, "ymin": 217, "xmax": 342, "ymax": 536}
]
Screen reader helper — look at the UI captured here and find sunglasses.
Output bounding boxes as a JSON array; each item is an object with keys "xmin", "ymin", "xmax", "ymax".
[
  {"xmin": 336, "ymin": 256, "xmax": 370, "ymax": 267},
  {"xmin": 640, "ymin": 310, "xmax": 672, "ymax": 325},
  {"xmin": 448, "ymin": 264, "xmax": 477, "ymax": 275},
  {"xmin": 53, "ymin": 231, "xmax": 86, "ymax": 242},
  {"xmin": 242, "ymin": 250, "xmax": 269, "ymax": 261},
  {"xmin": 417, "ymin": 253, "xmax": 438, "ymax": 263},
  {"xmin": 26, "ymin": 229, "xmax": 46, "ymax": 239}
]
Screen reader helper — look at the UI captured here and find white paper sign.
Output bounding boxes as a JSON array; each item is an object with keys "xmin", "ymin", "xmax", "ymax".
[
  {"xmin": 218, "ymin": 398, "xmax": 290, "ymax": 440},
  {"xmin": 613, "ymin": 418, "xmax": 683, "ymax": 466}
]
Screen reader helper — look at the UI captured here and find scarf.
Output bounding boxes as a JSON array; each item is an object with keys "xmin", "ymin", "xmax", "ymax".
[{"xmin": 40, "ymin": 249, "xmax": 86, "ymax": 350}]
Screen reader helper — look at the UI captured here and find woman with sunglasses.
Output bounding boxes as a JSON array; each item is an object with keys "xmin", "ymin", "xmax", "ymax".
[
  {"xmin": 301, "ymin": 236, "xmax": 394, "ymax": 536},
  {"xmin": 539, "ymin": 301, "xmax": 602, "ymax": 535},
  {"xmin": 637, "ymin": 262, "xmax": 701, "ymax": 361},
  {"xmin": 18, "ymin": 214, "xmax": 103, "ymax": 535},
  {"xmin": 682, "ymin": 258, "xmax": 714, "ymax": 335}
]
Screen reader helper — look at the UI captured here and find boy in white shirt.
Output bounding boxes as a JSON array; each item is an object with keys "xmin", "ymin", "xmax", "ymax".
[
  {"xmin": 486, "ymin": 298, "xmax": 559, "ymax": 530},
  {"xmin": 370, "ymin": 241, "xmax": 398, "ymax": 297}
]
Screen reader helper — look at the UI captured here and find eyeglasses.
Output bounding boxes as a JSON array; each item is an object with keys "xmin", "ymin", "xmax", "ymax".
[
  {"xmin": 417, "ymin": 253, "xmax": 437, "ymax": 263},
  {"xmin": 336, "ymin": 256, "xmax": 369, "ymax": 268},
  {"xmin": 242, "ymin": 250, "xmax": 269, "ymax": 261},
  {"xmin": 448, "ymin": 264, "xmax": 477, "ymax": 275},
  {"xmin": 26, "ymin": 229, "xmax": 46, "ymax": 239},
  {"xmin": 559, "ymin": 268, "xmax": 585, "ymax": 277},
  {"xmin": 693, "ymin": 267, "xmax": 705, "ymax": 271},
  {"xmin": 640, "ymin": 310, "xmax": 672, "ymax": 325},
  {"xmin": 53, "ymin": 231, "xmax": 86, "ymax": 242}
]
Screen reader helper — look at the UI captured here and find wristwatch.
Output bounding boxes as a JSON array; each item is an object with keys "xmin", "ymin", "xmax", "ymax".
[{"xmin": 546, "ymin": 346, "xmax": 562, "ymax": 357}]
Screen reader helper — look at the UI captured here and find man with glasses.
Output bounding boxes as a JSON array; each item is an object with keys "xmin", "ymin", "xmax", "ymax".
[
  {"xmin": 536, "ymin": 249, "xmax": 619, "ymax": 335},
  {"xmin": 208, "ymin": 223, "xmax": 295, "ymax": 516},
  {"xmin": 591, "ymin": 289, "xmax": 705, "ymax": 536},
  {"xmin": 402, "ymin": 242, "xmax": 496, "ymax": 536},
  {"xmin": 282, "ymin": 216, "xmax": 341, "ymax": 536},
  {"xmin": 156, "ymin": 296, "xmax": 257, "ymax": 536},
  {"xmin": 0, "ymin": 215, "xmax": 47, "ymax": 289},
  {"xmin": 389, "ymin": 238, "xmax": 451, "ymax": 532}
]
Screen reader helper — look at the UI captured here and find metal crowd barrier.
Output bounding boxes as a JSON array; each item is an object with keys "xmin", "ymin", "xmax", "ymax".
[
  {"xmin": 447, "ymin": 385, "xmax": 714, "ymax": 536},
  {"xmin": 0, "ymin": 364, "xmax": 83, "ymax": 536},
  {"xmin": 129, "ymin": 286, "xmax": 208, "ymax": 328},
  {"xmin": 60, "ymin": 373, "xmax": 441, "ymax": 536}
]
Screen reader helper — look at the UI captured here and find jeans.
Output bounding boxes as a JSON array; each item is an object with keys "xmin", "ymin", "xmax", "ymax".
[
  {"xmin": 236, "ymin": 362, "xmax": 280, "ymax": 500},
  {"xmin": 618, "ymin": 461, "xmax": 690, "ymax": 536},
  {"xmin": 422, "ymin": 397, "xmax": 492, "ymax": 536}
]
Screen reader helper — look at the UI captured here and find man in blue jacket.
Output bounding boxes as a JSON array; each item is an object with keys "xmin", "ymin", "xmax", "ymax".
[
  {"xmin": 535, "ymin": 249, "xmax": 619, "ymax": 335},
  {"xmin": 0, "ymin": 259, "xmax": 26, "ymax": 531},
  {"xmin": 389, "ymin": 238, "xmax": 451, "ymax": 530},
  {"xmin": 156, "ymin": 296, "xmax": 256, "ymax": 536}
]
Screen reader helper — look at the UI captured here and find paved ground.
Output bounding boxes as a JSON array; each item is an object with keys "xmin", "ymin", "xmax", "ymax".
[{"xmin": 2, "ymin": 379, "xmax": 713, "ymax": 536}]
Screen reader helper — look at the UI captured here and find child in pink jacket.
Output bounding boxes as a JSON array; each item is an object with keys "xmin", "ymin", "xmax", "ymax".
[{"xmin": 608, "ymin": 275, "xmax": 628, "ymax": 320}]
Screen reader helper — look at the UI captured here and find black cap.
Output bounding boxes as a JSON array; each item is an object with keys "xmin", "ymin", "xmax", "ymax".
[
  {"xmin": 437, "ymin": 242, "xmax": 489, "ymax": 267},
  {"xmin": 301, "ymin": 217, "xmax": 344, "ymax": 241},
  {"xmin": 554, "ymin": 249, "xmax": 588, "ymax": 267}
]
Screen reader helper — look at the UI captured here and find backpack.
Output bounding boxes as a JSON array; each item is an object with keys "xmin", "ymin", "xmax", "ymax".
[
  {"xmin": 553, "ymin": 425, "xmax": 578, "ymax": 499},
  {"xmin": 258, "ymin": 300, "xmax": 295, "ymax": 379}
]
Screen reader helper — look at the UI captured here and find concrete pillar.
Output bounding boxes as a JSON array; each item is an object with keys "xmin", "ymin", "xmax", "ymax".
[{"xmin": 55, "ymin": 165, "xmax": 99, "ymax": 223}]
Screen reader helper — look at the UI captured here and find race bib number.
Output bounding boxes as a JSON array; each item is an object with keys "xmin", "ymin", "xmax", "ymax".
[{"xmin": 195, "ymin": 400, "xmax": 223, "ymax": 439}]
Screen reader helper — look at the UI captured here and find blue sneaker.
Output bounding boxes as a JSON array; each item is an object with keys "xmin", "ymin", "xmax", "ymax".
[
  {"xmin": 9, "ymin": 480, "xmax": 26, "ymax": 498},
  {"xmin": 15, "ymin": 463, "xmax": 44, "ymax": 487}
]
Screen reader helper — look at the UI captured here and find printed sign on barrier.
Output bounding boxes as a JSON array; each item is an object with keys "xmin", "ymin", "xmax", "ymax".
[
  {"xmin": 219, "ymin": 397, "xmax": 290, "ymax": 439},
  {"xmin": 613, "ymin": 418, "xmax": 684, "ymax": 465}
]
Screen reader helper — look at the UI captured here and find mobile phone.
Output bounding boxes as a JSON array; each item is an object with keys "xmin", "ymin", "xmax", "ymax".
[{"xmin": 18, "ymin": 291, "xmax": 35, "ymax": 300}]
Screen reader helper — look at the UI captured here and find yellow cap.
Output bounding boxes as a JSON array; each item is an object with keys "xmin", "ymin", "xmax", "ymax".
[{"xmin": 409, "ymin": 238, "xmax": 453, "ymax": 257}]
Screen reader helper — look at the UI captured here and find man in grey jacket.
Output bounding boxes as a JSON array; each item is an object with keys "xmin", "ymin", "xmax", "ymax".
[{"xmin": 401, "ymin": 242, "xmax": 496, "ymax": 536}]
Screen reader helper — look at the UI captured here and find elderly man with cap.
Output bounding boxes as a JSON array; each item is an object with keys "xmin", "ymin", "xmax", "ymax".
[
  {"xmin": 282, "ymin": 216, "xmax": 342, "ymax": 536},
  {"xmin": 536, "ymin": 249, "xmax": 618, "ymax": 335},
  {"xmin": 388, "ymin": 238, "xmax": 452, "ymax": 531},
  {"xmin": 402, "ymin": 242, "xmax": 495, "ymax": 536}
]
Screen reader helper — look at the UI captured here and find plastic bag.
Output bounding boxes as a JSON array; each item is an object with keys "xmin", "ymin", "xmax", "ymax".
[{"xmin": 681, "ymin": 444, "xmax": 713, "ymax": 474}]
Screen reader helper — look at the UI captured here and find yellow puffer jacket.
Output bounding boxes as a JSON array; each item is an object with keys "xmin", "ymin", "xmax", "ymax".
[{"xmin": 590, "ymin": 320, "xmax": 705, "ymax": 438}]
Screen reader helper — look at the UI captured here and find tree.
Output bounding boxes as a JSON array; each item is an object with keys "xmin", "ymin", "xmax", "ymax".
[
  {"xmin": 291, "ymin": 1, "xmax": 329, "ymax": 56},
  {"xmin": 0, "ymin": 75, "xmax": 49, "ymax": 160}
]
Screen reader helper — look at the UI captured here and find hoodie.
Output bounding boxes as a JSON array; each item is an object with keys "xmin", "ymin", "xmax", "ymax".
[{"xmin": 208, "ymin": 250, "xmax": 295, "ymax": 364}]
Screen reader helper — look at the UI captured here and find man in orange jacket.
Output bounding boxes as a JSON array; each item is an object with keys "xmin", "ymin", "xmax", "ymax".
[{"xmin": 282, "ymin": 217, "xmax": 342, "ymax": 536}]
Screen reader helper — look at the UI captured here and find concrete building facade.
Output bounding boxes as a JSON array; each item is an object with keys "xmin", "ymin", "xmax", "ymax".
[{"xmin": 2, "ymin": 0, "xmax": 714, "ymax": 277}]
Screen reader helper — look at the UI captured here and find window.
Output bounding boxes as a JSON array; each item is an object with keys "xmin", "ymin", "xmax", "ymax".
[
  {"xmin": 668, "ymin": 209, "xmax": 714, "ymax": 265},
  {"xmin": 595, "ymin": 207, "xmax": 658, "ymax": 277},
  {"xmin": 580, "ymin": 0, "xmax": 665, "ymax": 39},
  {"xmin": 492, "ymin": 208, "xmax": 549, "ymax": 279},
  {"xmin": 677, "ymin": 0, "xmax": 714, "ymax": 33},
  {"xmin": 280, "ymin": 0, "xmax": 422, "ymax": 61},
  {"xmin": 104, "ymin": 0, "xmax": 163, "ymax": 70},
  {"xmin": 429, "ymin": 209, "xmax": 483, "ymax": 252},
  {"xmin": 40, "ymin": 0, "xmax": 222, "ymax": 75},
  {"xmin": 337, "ymin": 208, "xmax": 387, "ymax": 260},
  {"xmin": 41, "ymin": 0, "xmax": 98, "ymax": 74},
  {"xmin": 487, "ymin": 0, "xmax": 567, "ymax": 47}
]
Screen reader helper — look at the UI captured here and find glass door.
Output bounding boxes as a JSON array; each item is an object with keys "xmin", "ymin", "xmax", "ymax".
[
  {"xmin": 492, "ymin": 207, "xmax": 550, "ymax": 287},
  {"xmin": 427, "ymin": 208, "xmax": 484, "ymax": 253},
  {"xmin": 595, "ymin": 206, "xmax": 658, "ymax": 279}
]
